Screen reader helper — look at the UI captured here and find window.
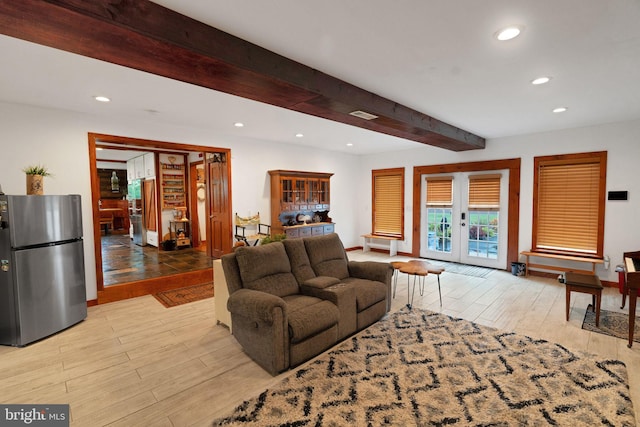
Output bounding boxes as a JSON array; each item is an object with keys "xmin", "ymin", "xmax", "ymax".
[
  {"xmin": 372, "ymin": 168, "xmax": 404, "ymax": 238},
  {"xmin": 426, "ymin": 177, "xmax": 453, "ymax": 253},
  {"xmin": 532, "ymin": 151, "xmax": 606, "ymax": 257},
  {"xmin": 467, "ymin": 174, "xmax": 501, "ymax": 259}
]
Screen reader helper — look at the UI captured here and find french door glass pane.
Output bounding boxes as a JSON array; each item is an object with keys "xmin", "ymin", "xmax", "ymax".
[
  {"xmin": 427, "ymin": 208, "xmax": 452, "ymax": 253},
  {"xmin": 468, "ymin": 211, "xmax": 498, "ymax": 259}
]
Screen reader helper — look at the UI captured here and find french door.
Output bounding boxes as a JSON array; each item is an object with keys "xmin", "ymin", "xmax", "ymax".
[{"xmin": 419, "ymin": 170, "xmax": 509, "ymax": 269}]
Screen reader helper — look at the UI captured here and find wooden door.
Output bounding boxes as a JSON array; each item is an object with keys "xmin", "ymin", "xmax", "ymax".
[
  {"xmin": 143, "ymin": 179, "xmax": 157, "ymax": 231},
  {"xmin": 207, "ymin": 153, "xmax": 231, "ymax": 258}
]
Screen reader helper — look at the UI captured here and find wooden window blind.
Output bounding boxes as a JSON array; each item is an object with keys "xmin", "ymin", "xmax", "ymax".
[
  {"xmin": 372, "ymin": 168, "xmax": 404, "ymax": 238},
  {"xmin": 468, "ymin": 174, "xmax": 501, "ymax": 209},
  {"xmin": 426, "ymin": 177, "xmax": 453, "ymax": 206},
  {"xmin": 532, "ymin": 152, "xmax": 606, "ymax": 256}
]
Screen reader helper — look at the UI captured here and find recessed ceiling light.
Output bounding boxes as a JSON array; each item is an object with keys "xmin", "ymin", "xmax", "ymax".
[
  {"xmin": 495, "ymin": 26, "xmax": 523, "ymax": 41},
  {"xmin": 234, "ymin": 122, "xmax": 244, "ymax": 127},
  {"xmin": 531, "ymin": 76, "xmax": 551, "ymax": 85},
  {"xmin": 346, "ymin": 143, "xmax": 353, "ymax": 147},
  {"xmin": 295, "ymin": 133, "xmax": 304, "ymax": 138},
  {"xmin": 94, "ymin": 96, "xmax": 111, "ymax": 102},
  {"xmin": 553, "ymin": 107, "xmax": 568, "ymax": 113}
]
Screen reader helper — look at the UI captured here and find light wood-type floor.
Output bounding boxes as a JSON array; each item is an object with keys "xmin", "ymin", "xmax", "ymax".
[{"xmin": 1, "ymin": 250, "xmax": 638, "ymax": 426}]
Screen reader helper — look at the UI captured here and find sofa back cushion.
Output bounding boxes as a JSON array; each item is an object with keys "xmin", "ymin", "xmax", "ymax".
[
  {"xmin": 283, "ymin": 238, "xmax": 316, "ymax": 284},
  {"xmin": 304, "ymin": 233, "xmax": 350, "ymax": 280},
  {"xmin": 235, "ymin": 242, "xmax": 299, "ymax": 297}
]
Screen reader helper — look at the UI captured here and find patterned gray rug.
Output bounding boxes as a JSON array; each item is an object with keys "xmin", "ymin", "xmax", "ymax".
[
  {"xmin": 582, "ymin": 304, "xmax": 640, "ymax": 344},
  {"xmin": 425, "ymin": 260, "xmax": 495, "ymax": 278},
  {"xmin": 214, "ymin": 308, "xmax": 636, "ymax": 426}
]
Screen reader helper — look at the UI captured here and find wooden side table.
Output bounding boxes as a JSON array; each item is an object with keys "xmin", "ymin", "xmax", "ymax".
[{"xmin": 564, "ymin": 272, "xmax": 603, "ymax": 327}]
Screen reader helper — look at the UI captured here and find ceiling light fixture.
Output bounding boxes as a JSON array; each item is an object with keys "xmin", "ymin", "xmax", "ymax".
[
  {"xmin": 234, "ymin": 122, "xmax": 244, "ymax": 127},
  {"xmin": 531, "ymin": 76, "xmax": 551, "ymax": 85},
  {"xmin": 346, "ymin": 143, "xmax": 353, "ymax": 147},
  {"xmin": 94, "ymin": 95, "xmax": 111, "ymax": 102},
  {"xmin": 495, "ymin": 26, "xmax": 523, "ymax": 41},
  {"xmin": 295, "ymin": 133, "xmax": 304, "ymax": 138},
  {"xmin": 553, "ymin": 107, "xmax": 568, "ymax": 113}
]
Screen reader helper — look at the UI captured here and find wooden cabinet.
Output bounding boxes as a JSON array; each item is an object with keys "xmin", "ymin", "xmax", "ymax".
[
  {"xmin": 160, "ymin": 162, "xmax": 186, "ymax": 209},
  {"xmin": 269, "ymin": 170, "xmax": 334, "ymax": 238}
]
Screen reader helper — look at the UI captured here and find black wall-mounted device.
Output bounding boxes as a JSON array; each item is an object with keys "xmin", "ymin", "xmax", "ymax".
[{"xmin": 607, "ymin": 191, "xmax": 628, "ymax": 201}]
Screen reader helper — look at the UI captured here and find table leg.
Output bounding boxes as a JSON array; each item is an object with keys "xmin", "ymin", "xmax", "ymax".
[
  {"xmin": 628, "ymin": 288, "xmax": 637, "ymax": 348},
  {"xmin": 407, "ymin": 274, "xmax": 417, "ymax": 309},
  {"xmin": 392, "ymin": 268, "xmax": 398, "ymax": 298},
  {"xmin": 565, "ymin": 287, "xmax": 571, "ymax": 321},
  {"xmin": 436, "ymin": 275, "xmax": 442, "ymax": 307},
  {"xmin": 595, "ymin": 291, "xmax": 601, "ymax": 327}
]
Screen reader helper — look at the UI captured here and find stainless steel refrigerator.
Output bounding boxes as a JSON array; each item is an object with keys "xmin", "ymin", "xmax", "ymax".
[
  {"xmin": 0, "ymin": 195, "xmax": 87, "ymax": 346},
  {"xmin": 128, "ymin": 178, "xmax": 147, "ymax": 246}
]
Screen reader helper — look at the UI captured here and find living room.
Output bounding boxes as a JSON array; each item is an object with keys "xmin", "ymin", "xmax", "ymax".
[{"xmin": 1, "ymin": 1, "xmax": 640, "ymax": 425}]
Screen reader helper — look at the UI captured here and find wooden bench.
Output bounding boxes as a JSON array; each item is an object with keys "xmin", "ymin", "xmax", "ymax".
[
  {"xmin": 520, "ymin": 251, "xmax": 603, "ymax": 276},
  {"xmin": 362, "ymin": 234, "xmax": 400, "ymax": 257}
]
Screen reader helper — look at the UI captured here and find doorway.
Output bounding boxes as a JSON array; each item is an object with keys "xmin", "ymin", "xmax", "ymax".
[
  {"xmin": 419, "ymin": 170, "xmax": 509, "ymax": 269},
  {"xmin": 411, "ymin": 158, "xmax": 521, "ymax": 269},
  {"xmin": 89, "ymin": 133, "xmax": 233, "ymax": 304}
]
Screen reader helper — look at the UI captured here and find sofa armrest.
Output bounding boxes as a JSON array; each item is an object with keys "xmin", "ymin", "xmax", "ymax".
[
  {"xmin": 300, "ymin": 282, "xmax": 357, "ymax": 339},
  {"xmin": 302, "ymin": 276, "xmax": 341, "ymax": 289},
  {"xmin": 227, "ymin": 288, "xmax": 287, "ymax": 325},
  {"xmin": 348, "ymin": 261, "xmax": 393, "ymax": 284}
]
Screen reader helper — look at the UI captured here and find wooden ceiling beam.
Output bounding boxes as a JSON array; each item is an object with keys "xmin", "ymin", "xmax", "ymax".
[{"xmin": 0, "ymin": 0, "xmax": 485, "ymax": 151}]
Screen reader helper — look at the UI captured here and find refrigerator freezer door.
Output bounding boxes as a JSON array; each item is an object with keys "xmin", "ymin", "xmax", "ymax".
[
  {"xmin": 6, "ymin": 195, "xmax": 82, "ymax": 248},
  {"xmin": 12, "ymin": 239, "xmax": 87, "ymax": 346}
]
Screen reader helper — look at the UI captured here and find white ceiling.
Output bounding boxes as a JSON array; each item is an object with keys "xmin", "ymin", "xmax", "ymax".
[{"xmin": 2, "ymin": 0, "xmax": 640, "ymax": 156}]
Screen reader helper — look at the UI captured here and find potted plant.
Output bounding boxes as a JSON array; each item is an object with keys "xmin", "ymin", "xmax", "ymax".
[
  {"xmin": 260, "ymin": 233, "xmax": 286, "ymax": 245},
  {"xmin": 23, "ymin": 165, "xmax": 52, "ymax": 195}
]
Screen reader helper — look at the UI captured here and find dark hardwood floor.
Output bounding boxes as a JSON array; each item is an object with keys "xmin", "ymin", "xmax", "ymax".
[{"xmin": 101, "ymin": 234, "xmax": 213, "ymax": 286}]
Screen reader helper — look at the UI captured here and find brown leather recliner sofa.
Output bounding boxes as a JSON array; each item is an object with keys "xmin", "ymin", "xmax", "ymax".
[{"xmin": 221, "ymin": 233, "xmax": 392, "ymax": 375}]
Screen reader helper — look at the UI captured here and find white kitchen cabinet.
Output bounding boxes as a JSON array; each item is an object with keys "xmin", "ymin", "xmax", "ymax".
[{"xmin": 143, "ymin": 152, "xmax": 156, "ymax": 178}]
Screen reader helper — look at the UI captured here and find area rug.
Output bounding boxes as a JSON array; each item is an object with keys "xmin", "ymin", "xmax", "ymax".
[
  {"xmin": 153, "ymin": 282, "xmax": 214, "ymax": 308},
  {"xmin": 582, "ymin": 304, "xmax": 640, "ymax": 344},
  {"xmin": 213, "ymin": 308, "xmax": 635, "ymax": 426},
  {"xmin": 425, "ymin": 259, "xmax": 495, "ymax": 278}
]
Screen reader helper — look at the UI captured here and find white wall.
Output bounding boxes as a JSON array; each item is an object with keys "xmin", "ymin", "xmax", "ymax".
[
  {"xmin": 3, "ymin": 100, "xmax": 637, "ymax": 297},
  {"xmin": 359, "ymin": 119, "xmax": 640, "ymax": 282},
  {"xmin": 0, "ymin": 101, "xmax": 361, "ymax": 300}
]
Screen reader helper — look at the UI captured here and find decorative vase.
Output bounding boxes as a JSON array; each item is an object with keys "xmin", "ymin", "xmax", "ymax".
[{"xmin": 26, "ymin": 174, "xmax": 44, "ymax": 195}]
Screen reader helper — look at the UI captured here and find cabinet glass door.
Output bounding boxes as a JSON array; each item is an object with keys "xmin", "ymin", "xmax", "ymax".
[
  {"xmin": 281, "ymin": 178, "xmax": 293, "ymax": 203},
  {"xmin": 293, "ymin": 178, "xmax": 306, "ymax": 204},
  {"xmin": 307, "ymin": 180, "xmax": 320, "ymax": 204},
  {"xmin": 319, "ymin": 179, "xmax": 330, "ymax": 204}
]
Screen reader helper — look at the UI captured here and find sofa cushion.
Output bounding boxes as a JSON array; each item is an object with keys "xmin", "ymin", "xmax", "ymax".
[
  {"xmin": 342, "ymin": 277, "xmax": 387, "ymax": 311},
  {"xmin": 283, "ymin": 295, "xmax": 340, "ymax": 344},
  {"xmin": 304, "ymin": 233, "xmax": 350, "ymax": 280},
  {"xmin": 235, "ymin": 242, "xmax": 299, "ymax": 297},
  {"xmin": 283, "ymin": 238, "xmax": 316, "ymax": 283}
]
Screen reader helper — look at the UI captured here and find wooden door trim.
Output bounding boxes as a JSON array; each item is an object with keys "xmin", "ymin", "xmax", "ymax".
[
  {"xmin": 88, "ymin": 133, "xmax": 231, "ymax": 298},
  {"xmin": 412, "ymin": 158, "xmax": 521, "ymax": 268}
]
